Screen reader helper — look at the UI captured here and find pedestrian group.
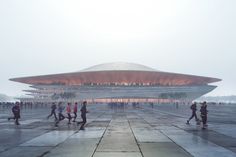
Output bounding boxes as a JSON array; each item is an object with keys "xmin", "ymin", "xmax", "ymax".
[
  {"xmin": 8, "ymin": 100, "xmax": 209, "ymax": 130},
  {"xmin": 8, "ymin": 101, "xmax": 88, "ymax": 130},
  {"xmin": 186, "ymin": 101, "xmax": 208, "ymax": 129}
]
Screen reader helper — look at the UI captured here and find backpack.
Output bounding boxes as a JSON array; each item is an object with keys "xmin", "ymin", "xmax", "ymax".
[{"xmin": 190, "ymin": 105, "xmax": 193, "ymax": 109}]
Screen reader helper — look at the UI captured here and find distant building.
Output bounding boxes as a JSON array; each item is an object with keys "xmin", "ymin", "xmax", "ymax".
[{"xmin": 10, "ymin": 62, "xmax": 221, "ymax": 103}]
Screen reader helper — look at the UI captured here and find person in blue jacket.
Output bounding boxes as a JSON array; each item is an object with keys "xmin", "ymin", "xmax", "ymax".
[
  {"xmin": 55, "ymin": 102, "xmax": 65, "ymax": 127},
  {"xmin": 8, "ymin": 101, "xmax": 21, "ymax": 125}
]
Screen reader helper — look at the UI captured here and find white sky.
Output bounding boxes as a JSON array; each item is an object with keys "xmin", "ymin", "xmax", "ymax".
[{"xmin": 0, "ymin": 0, "xmax": 235, "ymax": 97}]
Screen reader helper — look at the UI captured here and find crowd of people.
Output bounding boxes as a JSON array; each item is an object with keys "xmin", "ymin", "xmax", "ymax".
[
  {"xmin": 7, "ymin": 101, "xmax": 88, "ymax": 130},
  {"xmin": 48, "ymin": 101, "xmax": 88, "ymax": 130}
]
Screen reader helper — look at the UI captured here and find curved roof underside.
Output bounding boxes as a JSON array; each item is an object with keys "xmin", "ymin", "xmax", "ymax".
[
  {"xmin": 10, "ymin": 71, "xmax": 221, "ymax": 86},
  {"xmin": 9, "ymin": 62, "xmax": 221, "ymax": 86}
]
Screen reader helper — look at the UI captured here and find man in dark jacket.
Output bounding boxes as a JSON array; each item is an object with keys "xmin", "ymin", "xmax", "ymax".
[
  {"xmin": 186, "ymin": 102, "xmax": 199, "ymax": 124},
  {"xmin": 8, "ymin": 102, "xmax": 21, "ymax": 125},
  {"xmin": 47, "ymin": 102, "xmax": 57, "ymax": 121},
  {"xmin": 200, "ymin": 101, "xmax": 208, "ymax": 129},
  {"xmin": 78, "ymin": 101, "xmax": 88, "ymax": 130},
  {"xmin": 55, "ymin": 102, "xmax": 65, "ymax": 127}
]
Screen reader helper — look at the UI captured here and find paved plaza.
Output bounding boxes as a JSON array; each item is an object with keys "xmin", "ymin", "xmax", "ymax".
[{"xmin": 0, "ymin": 103, "xmax": 236, "ymax": 157}]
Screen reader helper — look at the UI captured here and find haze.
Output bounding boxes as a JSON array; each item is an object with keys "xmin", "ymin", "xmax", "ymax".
[{"xmin": 0, "ymin": 0, "xmax": 235, "ymax": 97}]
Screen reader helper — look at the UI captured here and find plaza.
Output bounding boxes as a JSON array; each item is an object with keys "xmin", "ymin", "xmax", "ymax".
[{"xmin": 0, "ymin": 103, "xmax": 236, "ymax": 157}]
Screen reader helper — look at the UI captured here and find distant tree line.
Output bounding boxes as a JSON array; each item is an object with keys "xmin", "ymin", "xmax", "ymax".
[
  {"xmin": 158, "ymin": 92, "xmax": 187, "ymax": 99},
  {"xmin": 51, "ymin": 92, "xmax": 76, "ymax": 100}
]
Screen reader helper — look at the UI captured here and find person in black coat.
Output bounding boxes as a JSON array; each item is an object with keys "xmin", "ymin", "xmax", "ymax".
[
  {"xmin": 186, "ymin": 102, "xmax": 199, "ymax": 124},
  {"xmin": 200, "ymin": 101, "xmax": 208, "ymax": 129},
  {"xmin": 78, "ymin": 101, "xmax": 88, "ymax": 130},
  {"xmin": 47, "ymin": 102, "xmax": 58, "ymax": 121},
  {"xmin": 8, "ymin": 102, "xmax": 21, "ymax": 125}
]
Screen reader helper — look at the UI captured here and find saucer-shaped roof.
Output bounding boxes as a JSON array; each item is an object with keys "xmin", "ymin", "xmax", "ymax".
[
  {"xmin": 9, "ymin": 62, "xmax": 221, "ymax": 86},
  {"xmin": 81, "ymin": 62, "xmax": 156, "ymax": 72}
]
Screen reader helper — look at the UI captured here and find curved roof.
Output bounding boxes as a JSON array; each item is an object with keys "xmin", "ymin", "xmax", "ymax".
[
  {"xmin": 81, "ymin": 62, "xmax": 156, "ymax": 72},
  {"xmin": 9, "ymin": 62, "xmax": 221, "ymax": 86}
]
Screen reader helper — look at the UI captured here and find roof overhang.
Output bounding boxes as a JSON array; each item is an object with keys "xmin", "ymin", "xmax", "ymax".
[{"xmin": 10, "ymin": 70, "xmax": 221, "ymax": 86}]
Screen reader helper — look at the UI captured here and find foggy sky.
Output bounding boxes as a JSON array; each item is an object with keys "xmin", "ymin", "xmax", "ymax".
[{"xmin": 0, "ymin": 0, "xmax": 235, "ymax": 97}]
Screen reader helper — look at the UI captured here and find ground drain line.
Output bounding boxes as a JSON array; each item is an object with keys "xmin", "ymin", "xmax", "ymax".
[
  {"xmin": 41, "ymin": 112, "xmax": 108, "ymax": 157},
  {"xmin": 127, "ymin": 115, "xmax": 145, "ymax": 157},
  {"xmin": 136, "ymin": 110, "xmax": 193, "ymax": 157},
  {"xmin": 91, "ymin": 114, "xmax": 112, "ymax": 157}
]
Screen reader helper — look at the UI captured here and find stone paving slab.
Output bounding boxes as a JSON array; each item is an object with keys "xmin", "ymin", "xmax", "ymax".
[
  {"xmin": 44, "ymin": 138, "xmax": 99, "ymax": 157},
  {"xmin": 161, "ymin": 129, "xmax": 236, "ymax": 157},
  {"xmin": 0, "ymin": 128, "xmax": 48, "ymax": 153},
  {"xmin": 97, "ymin": 118, "xmax": 139, "ymax": 152},
  {"xmin": 139, "ymin": 142, "xmax": 192, "ymax": 157},
  {"xmin": 70, "ymin": 128, "xmax": 105, "ymax": 139},
  {"xmin": 132, "ymin": 128, "xmax": 171, "ymax": 142},
  {"xmin": 97, "ymin": 130, "xmax": 139, "ymax": 152},
  {"xmin": 154, "ymin": 125, "xmax": 179, "ymax": 130},
  {"xmin": 0, "ymin": 119, "xmax": 7, "ymax": 122},
  {"xmin": 187, "ymin": 130, "xmax": 236, "ymax": 153},
  {"xmin": 20, "ymin": 130, "xmax": 75, "ymax": 146},
  {"xmin": 94, "ymin": 152, "xmax": 142, "ymax": 157},
  {"xmin": 0, "ymin": 146, "xmax": 7, "ymax": 153},
  {"xmin": 0, "ymin": 146, "xmax": 53, "ymax": 157},
  {"xmin": 211, "ymin": 124, "xmax": 236, "ymax": 138},
  {"xmin": 86, "ymin": 121, "xmax": 110, "ymax": 128},
  {"xmin": 0, "ymin": 119, "xmax": 42, "ymax": 125}
]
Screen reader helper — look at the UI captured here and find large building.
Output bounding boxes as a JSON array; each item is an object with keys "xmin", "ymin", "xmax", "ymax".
[{"xmin": 10, "ymin": 62, "xmax": 221, "ymax": 103}]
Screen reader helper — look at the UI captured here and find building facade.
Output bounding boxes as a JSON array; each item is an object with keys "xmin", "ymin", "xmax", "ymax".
[{"xmin": 10, "ymin": 62, "xmax": 221, "ymax": 103}]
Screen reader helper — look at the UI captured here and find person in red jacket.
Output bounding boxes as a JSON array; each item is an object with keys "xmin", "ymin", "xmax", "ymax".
[
  {"xmin": 72, "ymin": 102, "xmax": 78, "ymax": 122},
  {"xmin": 66, "ymin": 103, "xmax": 72, "ymax": 124}
]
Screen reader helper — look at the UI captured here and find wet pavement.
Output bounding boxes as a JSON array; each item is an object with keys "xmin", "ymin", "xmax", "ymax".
[{"xmin": 0, "ymin": 103, "xmax": 236, "ymax": 157}]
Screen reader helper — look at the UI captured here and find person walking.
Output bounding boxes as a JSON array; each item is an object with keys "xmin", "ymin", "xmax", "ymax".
[
  {"xmin": 47, "ymin": 102, "xmax": 57, "ymax": 121},
  {"xmin": 8, "ymin": 102, "xmax": 21, "ymax": 125},
  {"xmin": 72, "ymin": 102, "xmax": 78, "ymax": 122},
  {"xmin": 66, "ymin": 103, "xmax": 72, "ymax": 124},
  {"xmin": 186, "ymin": 102, "xmax": 199, "ymax": 124},
  {"xmin": 55, "ymin": 102, "xmax": 65, "ymax": 127},
  {"xmin": 200, "ymin": 101, "xmax": 208, "ymax": 129},
  {"xmin": 78, "ymin": 101, "xmax": 88, "ymax": 130}
]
